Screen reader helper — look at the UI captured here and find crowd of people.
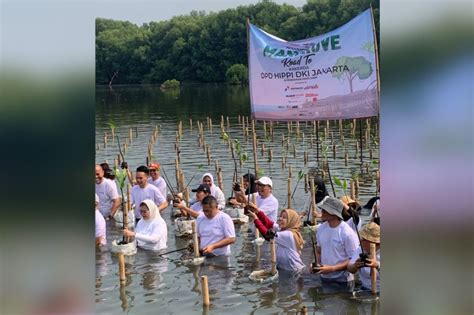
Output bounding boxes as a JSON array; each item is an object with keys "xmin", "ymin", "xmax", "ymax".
[{"xmin": 95, "ymin": 162, "xmax": 381, "ymax": 293}]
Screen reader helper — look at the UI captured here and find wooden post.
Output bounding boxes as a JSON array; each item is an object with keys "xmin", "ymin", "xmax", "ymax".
[
  {"xmin": 201, "ymin": 276, "xmax": 210, "ymax": 306},
  {"xmin": 355, "ymin": 178, "xmax": 359, "ymax": 199},
  {"xmin": 332, "ymin": 143, "xmax": 336, "ymax": 159},
  {"xmin": 287, "ymin": 177, "xmax": 292, "ymax": 209},
  {"xmin": 226, "ymin": 116, "xmax": 230, "ymax": 130},
  {"xmin": 304, "ymin": 174, "xmax": 308, "ymax": 193},
  {"xmin": 310, "ymin": 178, "xmax": 317, "ymax": 224},
  {"xmin": 350, "ymin": 179, "xmax": 356, "ymax": 200},
  {"xmin": 192, "ymin": 221, "xmax": 200, "ymax": 258},
  {"xmin": 370, "ymin": 243, "xmax": 377, "ymax": 294},
  {"xmin": 270, "ymin": 239, "xmax": 277, "ymax": 275},
  {"xmin": 269, "ymin": 148, "xmax": 273, "ymax": 162},
  {"xmin": 217, "ymin": 167, "xmax": 224, "ymax": 192},
  {"xmin": 344, "ymin": 151, "xmax": 348, "ymax": 166},
  {"xmin": 118, "ymin": 253, "xmax": 126, "ymax": 282},
  {"xmin": 252, "ymin": 120, "xmax": 258, "ymax": 176}
]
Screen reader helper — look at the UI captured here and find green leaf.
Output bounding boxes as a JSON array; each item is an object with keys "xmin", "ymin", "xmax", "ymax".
[
  {"xmin": 298, "ymin": 169, "xmax": 304, "ymax": 180},
  {"xmin": 333, "ymin": 176, "xmax": 342, "ymax": 187},
  {"xmin": 343, "ymin": 179, "xmax": 347, "ymax": 190}
]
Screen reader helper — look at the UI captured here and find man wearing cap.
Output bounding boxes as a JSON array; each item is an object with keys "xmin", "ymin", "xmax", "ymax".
[
  {"xmin": 95, "ymin": 164, "xmax": 121, "ymax": 219},
  {"xmin": 235, "ymin": 176, "xmax": 278, "ymax": 223},
  {"xmin": 347, "ymin": 222, "xmax": 381, "ymax": 292},
  {"xmin": 174, "ymin": 184, "xmax": 211, "ymax": 218},
  {"xmin": 147, "ymin": 163, "xmax": 167, "ymax": 200},
  {"xmin": 314, "ymin": 196, "xmax": 359, "ymax": 289},
  {"xmin": 196, "ymin": 196, "xmax": 236, "ymax": 257},
  {"xmin": 131, "ymin": 165, "xmax": 168, "ymax": 221},
  {"xmin": 95, "ymin": 194, "xmax": 106, "ymax": 247}
]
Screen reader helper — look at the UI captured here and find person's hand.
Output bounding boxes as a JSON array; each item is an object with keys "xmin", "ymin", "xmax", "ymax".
[
  {"xmin": 121, "ymin": 161, "xmax": 128, "ymax": 169},
  {"xmin": 201, "ymin": 244, "xmax": 215, "ymax": 254},
  {"xmin": 363, "ymin": 258, "xmax": 379, "ymax": 269},
  {"xmin": 310, "ymin": 263, "xmax": 321, "ymax": 274},
  {"xmin": 246, "ymin": 210, "xmax": 257, "ymax": 220},
  {"xmin": 246, "ymin": 202, "xmax": 258, "ymax": 213},
  {"xmin": 122, "ymin": 228, "xmax": 135, "ymax": 237},
  {"xmin": 316, "ymin": 265, "xmax": 334, "ymax": 274},
  {"xmin": 228, "ymin": 197, "xmax": 239, "ymax": 206}
]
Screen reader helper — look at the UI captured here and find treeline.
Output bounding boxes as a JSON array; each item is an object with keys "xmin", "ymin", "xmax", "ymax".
[{"xmin": 96, "ymin": 0, "xmax": 379, "ymax": 85}]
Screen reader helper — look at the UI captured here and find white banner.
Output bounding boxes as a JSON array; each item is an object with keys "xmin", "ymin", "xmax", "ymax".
[{"xmin": 248, "ymin": 9, "xmax": 379, "ymax": 121}]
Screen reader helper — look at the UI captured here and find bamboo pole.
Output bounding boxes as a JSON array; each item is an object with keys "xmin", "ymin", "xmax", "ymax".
[
  {"xmin": 201, "ymin": 276, "xmax": 210, "ymax": 306},
  {"xmin": 252, "ymin": 120, "xmax": 258, "ymax": 176},
  {"xmin": 370, "ymin": 243, "xmax": 377, "ymax": 294},
  {"xmin": 310, "ymin": 177, "xmax": 317, "ymax": 224},
  {"xmin": 192, "ymin": 221, "xmax": 200, "ymax": 258},
  {"xmin": 287, "ymin": 177, "xmax": 292, "ymax": 209},
  {"xmin": 217, "ymin": 167, "xmax": 224, "ymax": 192},
  {"xmin": 350, "ymin": 179, "xmax": 356, "ymax": 200},
  {"xmin": 270, "ymin": 239, "xmax": 277, "ymax": 275},
  {"xmin": 268, "ymin": 148, "xmax": 273, "ymax": 162},
  {"xmin": 118, "ymin": 253, "xmax": 126, "ymax": 282},
  {"xmin": 226, "ymin": 116, "xmax": 230, "ymax": 130}
]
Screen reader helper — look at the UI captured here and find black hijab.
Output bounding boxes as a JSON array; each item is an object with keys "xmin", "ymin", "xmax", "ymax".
[
  {"xmin": 313, "ymin": 176, "xmax": 329, "ymax": 203},
  {"xmin": 243, "ymin": 173, "xmax": 257, "ymax": 195}
]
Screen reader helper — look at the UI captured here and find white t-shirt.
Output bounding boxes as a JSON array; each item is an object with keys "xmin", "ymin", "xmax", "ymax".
[
  {"xmin": 135, "ymin": 217, "xmax": 168, "ymax": 251},
  {"xmin": 316, "ymin": 221, "xmax": 359, "ymax": 282},
  {"xmin": 95, "ymin": 209, "xmax": 106, "ymax": 246},
  {"xmin": 256, "ymin": 194, "xmax": 279, "ymax": 222},
  {"xmin": 274, "ymin": 228, "xmax": 306, "ymax": 272},
  {"xmin": 350, "ymin": 246, "xmax": 380, "ymax": 291},
  {"xmin": 131, "ymin": 184, "xmax": 166, "ymax": 219},
  {"xmin": 148, "ymin": 176, "xmax": 167, "ymax": 200},
  {"xmin": 196, "ymin": 211, "xmax": 235, "ymax": 256},
  {"xmin": 191, "ymin": 202, "xmax": 203, "ymax": 212},
  {"xmin": 346, "ymin": 217, "xmax": 362, "ymax": 234},
  {"xmin": 95, "ymin": 178, "xmax": 120, "ymax": 217}
]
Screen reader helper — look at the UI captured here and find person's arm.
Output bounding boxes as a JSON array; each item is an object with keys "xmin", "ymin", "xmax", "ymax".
[
  {"xmin": 110, "ymin": 197, "xmax": 121, "ymax": 217},
  {"xmin": 202, "ymin": 236, "xmax": 236, "ymax": 254},
  {"xmin": 234, "ymin": 189, "xmax": 247, "ymax": 204},
  {"xmin": 123, "ymin": 224, "xmax": 162, "ymax": 244},
  {"xmin": 155, "ymin": 189, "xmax": 169, "ymax": 212},
  {"xmin": 175, "ymin": 202, "xmax": 200, "ymax": 218},
  {"xmin": 95, "ymin": 236, "xmax": 103, "ymax": 246},
  {"xmin": 318, "ymin": 259, "xmax": 351, "ymax": 274}
]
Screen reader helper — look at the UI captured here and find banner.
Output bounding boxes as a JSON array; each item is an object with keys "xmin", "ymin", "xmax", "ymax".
[{"xmin": 248, "ymin": 9, "xmax": 379, "ymax": 121}]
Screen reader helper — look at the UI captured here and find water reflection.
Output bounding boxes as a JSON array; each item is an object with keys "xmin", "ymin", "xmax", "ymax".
[{"xmin": 96, "ymin": 85, "xmax": 380, "ymax": 314}]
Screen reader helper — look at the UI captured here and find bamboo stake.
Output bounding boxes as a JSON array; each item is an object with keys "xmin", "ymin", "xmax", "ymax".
[
  {"xmin": 370, "ymin": 243, "xmax": 377, "ymax": 294},
  {"xmin": 201, "ymin": 276, "xmax": 210, "ymax": 306},
  {"xmin": 226, "ymin": 116, "xmax": 230, "ymax": 130},
  {"xmin": 270, "ymin": 239, "xmax": 277, "ymax": 275},
  {"xmin": 217, "ymin": 167, "xmax": 224, "ymax": 192},
  {"xmin": 350, "ymin": 179, "xmax": 356, "ymax": 200},
  {"xmin": 118, "ymin": 253, "xmax": 126, "ymax": 282},
  {"xmin": 309, "ymin": 177, "xmax": 317, "ymax": 224},
  {"xmin": 287, "ymin": 177, "xmax": 292, "ymax": 209},
  {"xmin": 252, "ymin": 120, "xmax": 258, "ymax": 176},
  {"xmin": 344, "ymin": 151, "xmax": 349, "ymax": 166},
  {"xmin": 268, "ymin": 148, "xmax": 273, "ymax": 162},
  {"xmin": 192, "ymin": 221, "xmax": 200, "ymax": 258}
]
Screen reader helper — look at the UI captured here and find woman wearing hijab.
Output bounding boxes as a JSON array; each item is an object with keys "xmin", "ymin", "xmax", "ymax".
[
  {"xmin": 301, "ymin": 176, "xmax": 330, "ymax": 221},
  {"xmin": 201, "ymin": 173, "xmax": 226, "ymax": 210},
  {"xmin": 122, "ymin": 199, "xmax": 167, "ymax": 251},
  {"xmin": 340, "ymin": 196, "xmax": 363, "ymax": 233},
  {"xmin": 228, "ymin": 173, "xmax": 257, "ymax": 207},
  {"xmin": 246, "ymin": 206, "xmax": 306, "ymax": 272}
]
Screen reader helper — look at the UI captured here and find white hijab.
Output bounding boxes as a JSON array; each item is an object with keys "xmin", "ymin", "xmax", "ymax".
[
  {"xmin": 201, "ymin": 173, "xmax": 217, "ymax": 196},
  {"xmin": 140, "ymin": 199, "xmax": 161, "ymax": 221}
]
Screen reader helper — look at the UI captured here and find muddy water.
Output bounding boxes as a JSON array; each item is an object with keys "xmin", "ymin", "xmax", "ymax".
[{"xmin": 95, "ymin": 84, "xmax": 380, "ymax": 314}]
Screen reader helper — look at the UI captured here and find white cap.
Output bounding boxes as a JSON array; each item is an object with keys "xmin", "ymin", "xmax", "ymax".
[
  {"xmin": 255, "ymin": 176, "xmax": 273, "ymax": 187},
  {"xmin": 95, "ymin": 194, "xmax": 99, "ymax": 204}
]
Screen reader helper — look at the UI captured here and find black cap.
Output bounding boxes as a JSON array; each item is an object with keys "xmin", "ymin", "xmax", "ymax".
[{"xmin": 192, "ymin": 184, "xmax": 211, "ymax": 194}]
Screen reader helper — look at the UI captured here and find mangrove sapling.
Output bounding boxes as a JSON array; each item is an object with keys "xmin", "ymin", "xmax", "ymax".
[
  {"xmin": 290, "ymin": 169, "xmax": 305, "ymax": 207},
  {"xmin": 321, "ymin": 144, "xmax": 336, "ymax": 197},
  {"xmin": 114, "ymin": 167, "xmax": 130, "ymax": 244}
]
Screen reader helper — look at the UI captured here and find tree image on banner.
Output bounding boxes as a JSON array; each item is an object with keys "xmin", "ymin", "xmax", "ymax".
[{"xmin": 332, "ymin": 56, "xmax": 373, "ymax": 93}]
